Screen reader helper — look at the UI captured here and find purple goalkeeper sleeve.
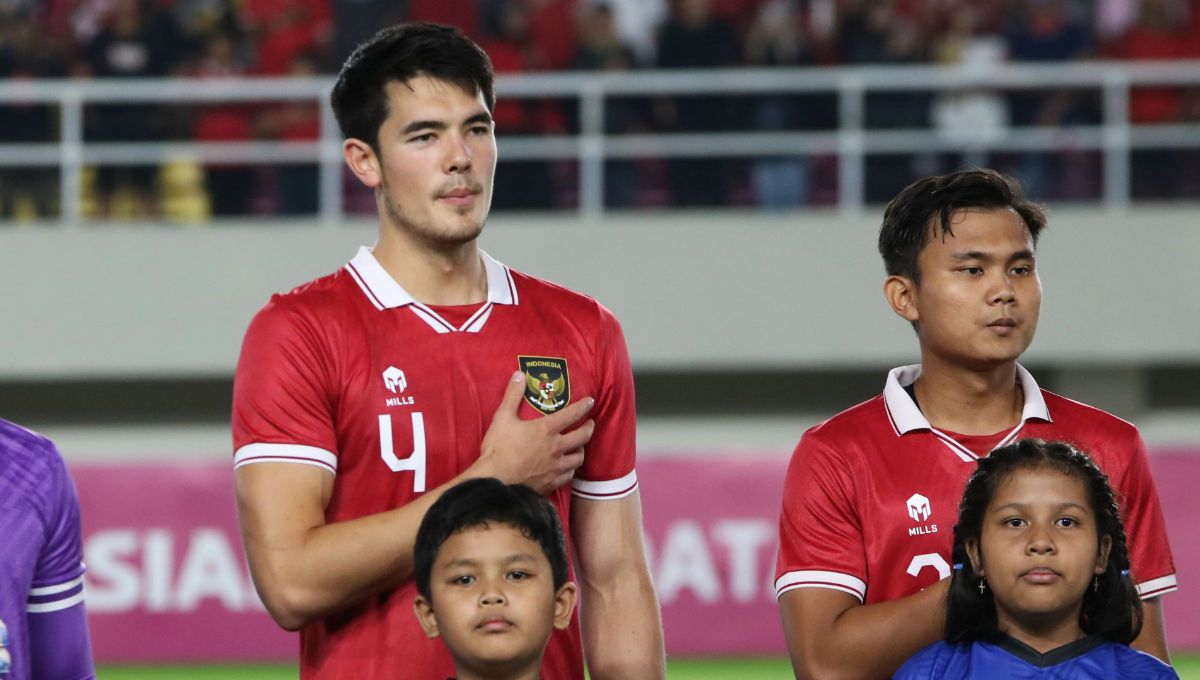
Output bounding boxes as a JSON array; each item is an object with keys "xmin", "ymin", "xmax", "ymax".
[{"xmin": 28, "ymin": 603, "xmax": 95, "ymax": 680}]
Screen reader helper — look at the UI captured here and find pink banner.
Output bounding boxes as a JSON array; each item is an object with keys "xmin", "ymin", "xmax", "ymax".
[{"xmin": 73, "ymin": 450, "xmax": 1200, "ymax": 662}]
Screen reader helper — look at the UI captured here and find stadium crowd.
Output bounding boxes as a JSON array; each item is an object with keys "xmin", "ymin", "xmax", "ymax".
[{"xmin": 1, "ymin": 0, "xmax": 1198, "ymax": 218}]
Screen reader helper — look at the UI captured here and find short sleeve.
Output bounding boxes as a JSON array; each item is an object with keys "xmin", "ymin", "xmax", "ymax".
[
  {"xmin": 570, "ymin": 304, "xmax": 637, "ymax": 501},
  {"xmin": 232, "ymin": 298, "xmax": 340, "ymax": 474},
  {"xmin": 775, "ymin": 432, "xmax": 868, "ymax": 602},
  {"xmin": 1113, "ymin": 430, "xmax": 1176, "ymax": 598},
  {"xmin": 29, "ymin": 444, "xmax": 86, "ymax": 612}
]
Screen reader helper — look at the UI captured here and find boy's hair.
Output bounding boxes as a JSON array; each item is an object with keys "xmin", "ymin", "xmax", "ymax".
[
  {"xmin": 413, "ymin": 478, "xmax": 569, "ymax": 602},
  {"xmin": 946, "ymin": 438, "xmax": 1143, "ymax": 645},
  {"xmin": 331, "ymin": 22, "xmax": 496, "ymax": 152},
  {"xmin": 878, "ymin": 169, "xmax": 1047, "ymax": 283}
]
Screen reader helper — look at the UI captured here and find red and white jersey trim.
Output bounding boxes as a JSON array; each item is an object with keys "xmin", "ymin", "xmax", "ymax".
[
  {"xmin": 234, "ymin": 443, "xmax": 338, "ymax": 475},
  {"xmin": 775, "ymin": 570, "xmax": 867, "ymax": 603},
  {"xmin": 571, "ymin": 470, "xmax": 638, "ymax": 501},
  {"xmin": 882, "ymin": 363, "xmax": 1051, "ymax": 462},
  {"xmin": 1136, "ymin": 574, "xmax": 1178, "ymax": 599},
  {"xmin": 344, "ymin": 247, "xmax": 517, "ymax": 333}
]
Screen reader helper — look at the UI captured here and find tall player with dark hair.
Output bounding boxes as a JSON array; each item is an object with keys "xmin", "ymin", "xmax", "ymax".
[
  {"xmin": 775, "ymin": 169, "xmax": 1175, "ymax": 678},
  {"xmin": 232, "ymin": 23, "xmax": 663, "ymax": 679}
]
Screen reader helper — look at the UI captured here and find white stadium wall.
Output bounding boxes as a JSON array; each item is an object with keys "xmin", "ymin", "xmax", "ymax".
[{"xmin": 1, "ymin": 207, "xmax": 1198, "ymax": 379}]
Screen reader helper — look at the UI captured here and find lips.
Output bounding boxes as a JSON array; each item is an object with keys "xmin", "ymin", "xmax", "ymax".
[
  {"xmin": 476, "ymin": 616, "xmax": 514, "ymax": 632},
  {"xmin": 988, "ymin": 318, "xmax": 1017, "ymax": 328},
  {"xmin": 1021, "ymin": 567, "xmax": 1060, "ymax": 584}
]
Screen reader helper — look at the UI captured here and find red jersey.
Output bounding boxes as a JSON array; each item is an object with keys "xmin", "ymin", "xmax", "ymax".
[
  {"xmin": 233, "ymin": 247, "xmax": 638, "ymax": 679},
  {"xmin": 776, "ymin": 364, "xmax": 1176, "ymax": 606}
]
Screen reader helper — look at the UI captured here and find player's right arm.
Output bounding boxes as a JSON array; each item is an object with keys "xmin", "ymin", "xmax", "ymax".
[
  {"xmin": 779, "ymin": 580, "xmax": 947, "ymax": 680},
  {"xmin": 234, "ymin": 303, "xmax": 593, "ymax": 630},
  {"xmin": 775, "ymin": 433, "xmax": 946, "ymax": 680}
]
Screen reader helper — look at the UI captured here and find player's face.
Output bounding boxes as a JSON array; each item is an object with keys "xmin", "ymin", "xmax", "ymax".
[
  {"xmin": 907, "ymin": 208, "xmax": 1041, "ymax": 368},
  {"xmin": 371, "ymin": 76, "xmax": 497, "ymax": 247},
  {"xmin": 969, "ymin": 467, "xmax": 1110, "ymax": 643},
  {"xmin": 413, "ymin": 524, "xmax": 576, "ymax": 678}
]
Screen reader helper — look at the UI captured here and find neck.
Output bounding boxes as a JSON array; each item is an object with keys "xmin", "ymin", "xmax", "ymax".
[
  {"xmin": 997, "ymin": 604, "xmax": 1087, "ymax": 654},
  {"xmin": 371, "ymin": 230, "xmax": 486, "ymax": 306},
  {"xmin": 912, "ymin": 356, "xmax": 1023, "ymax": 435},
  {"xmin": 454, "ymin": 658, "xmax": 541, "ymax": 680}
]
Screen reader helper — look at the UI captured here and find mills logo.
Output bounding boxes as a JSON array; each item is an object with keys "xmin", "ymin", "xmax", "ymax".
[
  {"xmin": 906, "ymin": 493, "xmax": 938, "ymax": 536},
  {"xmin": 382, "ymin": 366, "xmax": 408, "ymax": 394},
  {"xmin": 382, "ymin": 366, "xmax": 415, "ymax": 407},
  {"xmin": 518, "ymin": 356, "xmax": 570, "ymax": 415}
]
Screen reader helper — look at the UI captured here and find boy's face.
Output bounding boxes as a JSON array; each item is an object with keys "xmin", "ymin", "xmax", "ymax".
[
  {"xmin": 413, "ymin": 523, "xmax": 576, "ymax": 678},
  {"xmin": 887, "ymin": 207, "xmax": 1041, "ymax": 368}
]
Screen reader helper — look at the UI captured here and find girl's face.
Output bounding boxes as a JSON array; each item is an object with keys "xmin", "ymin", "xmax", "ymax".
[{"xmin": 968, "ymin": 466, "xmax": 1111, "ymax": 645}]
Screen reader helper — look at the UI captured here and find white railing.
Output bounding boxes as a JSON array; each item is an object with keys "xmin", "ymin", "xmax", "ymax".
[{"xmin": 1, "ymin": 60, "xmax": 1199, "ymax": 225}]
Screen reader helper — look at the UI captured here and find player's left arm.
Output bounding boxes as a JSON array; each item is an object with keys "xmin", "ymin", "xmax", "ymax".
[
  {"xmin": 1135, "ymin": 598, "xmax": 1169, "ymax": 664},
  {"xmin": 572, "ymin": 492, "xmax": 665, "ymax": 680},
  {"xmin": 1116, "ymin": 428, "xmax": 1176, "ymax": 664},
  {"xmin": 29, "ymin": 441, "xmax": 96, "ymax": 679},
  {"xmin": 571, "ymin": 305, "xmax": 664, "ymax": 679}
]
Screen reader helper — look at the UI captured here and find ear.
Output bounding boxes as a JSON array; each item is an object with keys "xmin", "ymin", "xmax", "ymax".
[
  {"xmin": 965, "ymin": 538, "xmax": 984, "ymax": 577},
  {"xmin": 1095, "ymin": 535, "xmax": 1112, "ymax": 575},
  {"xmin": 884, "ymin": 275, "xmax": 920, "ymax": 324},
  {"xmin": 552, "ymin": 582, "xmax": 578, "ymax": 631},
  {"xmin": 412, "ymin": 594, "xmax": 441, "ymax": 639},
  {"xmin": 343, "ymin": 138, "xmax": 383, "ymax": 189}
]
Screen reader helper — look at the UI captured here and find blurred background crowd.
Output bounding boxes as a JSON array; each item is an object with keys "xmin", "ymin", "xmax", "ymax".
[{"xmin": 2, "ymin": 0, "xmax": 1199, "ymax": 219}]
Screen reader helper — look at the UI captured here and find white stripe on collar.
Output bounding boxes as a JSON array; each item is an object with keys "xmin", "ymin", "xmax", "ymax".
[
  {"xmin": 344, "ymin": 246, "xmax": 518, "ymax": 311},
  {"xmin": 882, "ymin": 363, "xmax": 1051, "ymax": 436}
]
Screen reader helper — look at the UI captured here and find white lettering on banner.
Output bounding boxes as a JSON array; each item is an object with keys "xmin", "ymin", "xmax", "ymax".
[
  {"xmin": 176, "ymin": 529, "xmax": 247, "ymax": 611},
  {"xmin": 649, "ymin": 519, "xmax": 777, "ymax": 604},
  {"xmin": 84, "ymin": 528, "xmax": 263, "ymax": 614},
  {"xmin": 654, "ymin": 521, "xmax": 721, "ymax": 603},
  {"xmin": 710, "ymin": 519, "xmax": 775, "ymax": 603}
]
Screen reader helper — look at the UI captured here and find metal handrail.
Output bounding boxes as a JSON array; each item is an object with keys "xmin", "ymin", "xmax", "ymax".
[{"xmin": 1, "ymin": 60, "xmax": 1198, "ymax": 224}]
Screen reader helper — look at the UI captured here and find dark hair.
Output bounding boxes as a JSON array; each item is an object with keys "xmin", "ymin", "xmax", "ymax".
[
  {"xmin": 878, "ymin": 169, "xmax": 1047, "ymax": 282},
  {"xmin": 946, "ymin": 439, "xmax": 1142, "ymax": 645},
  {"xmin": 331, "ymin": 22, "xmax": 496, "ymax": 151},
  {"xmin": 414, "ymin": 478, "xmax": 568, "ymax": 602}
]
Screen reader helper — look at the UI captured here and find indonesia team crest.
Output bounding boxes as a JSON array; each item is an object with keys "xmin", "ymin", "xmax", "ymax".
[{"xmin": 518, "ymin": 356, "xmax": 570, "ymax": 415}]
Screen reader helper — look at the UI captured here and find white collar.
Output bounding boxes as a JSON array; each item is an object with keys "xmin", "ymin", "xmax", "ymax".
[
  {"xmin": 344, "ymin": 246, "xmax": 519, "ymax": 311},
  {"xmin": 882, "ymin": 363, "xmax": 1051, "ymax": 435}
]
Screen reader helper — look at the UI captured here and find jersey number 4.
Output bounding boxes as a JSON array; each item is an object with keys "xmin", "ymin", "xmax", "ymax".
[{"xmin": 378, "ymin": 413, "xmax": 427, "ymax": 492}]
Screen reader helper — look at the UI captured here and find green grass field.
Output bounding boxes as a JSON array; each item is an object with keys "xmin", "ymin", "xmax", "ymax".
[{"xmin": 96, "ymin": 655, "xmax": 1200, "ymax": 678}]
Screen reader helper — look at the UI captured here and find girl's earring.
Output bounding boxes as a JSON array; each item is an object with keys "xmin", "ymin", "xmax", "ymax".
[
  {"xmin": 1093, "ymin": 576, "xmax": 1099, "ymax": 593},
  {"xmin": 978, "ymin": 577, "xmax": 986, "ymax": 594}
]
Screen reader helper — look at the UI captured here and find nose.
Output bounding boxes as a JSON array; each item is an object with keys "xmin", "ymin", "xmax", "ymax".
[
  {"xmin": 990, "ymin": 271, "xmax": 1016, "ymax": 306},
  {"xmin": 445, "ymin": 133, "xmax": 472, "ymax": 174},
  {"xmin": 1026, "ymin": 524, "xmax": 1056, "ymax": 556},
  {"xmin": 479, "ymin": 581, "xmax": 506, "ymax": 607}
]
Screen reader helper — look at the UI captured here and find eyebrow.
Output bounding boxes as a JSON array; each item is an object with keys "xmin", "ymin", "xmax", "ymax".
[
  {"xmin": 402, "ymin": 112, "xmax": 494, "ymax": 136},
  {"xmin": 442, "ymin": 552, "xmax": 539, "ymax": 570},
  {"xmin": 992, "ymin": 501, "xmax": 1087, "ymax": 514},
  {"xmin": 949, "ymin": 249, "xmax": 1035, "ymax": 263}
]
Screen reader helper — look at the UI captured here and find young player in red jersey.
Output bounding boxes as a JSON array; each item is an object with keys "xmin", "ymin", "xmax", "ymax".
[
  {"xmin": 775, "ymin": 169, "xmax": 1175, "ymax": 678},
  {"xmin": 232, "ymin": 23, "xmax": 663, "ymax": 680}
]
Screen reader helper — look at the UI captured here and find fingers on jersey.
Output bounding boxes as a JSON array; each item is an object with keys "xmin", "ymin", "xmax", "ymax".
[{"xmin": 476, "ymin": 371, "xmax": 594, "ymax": 493}]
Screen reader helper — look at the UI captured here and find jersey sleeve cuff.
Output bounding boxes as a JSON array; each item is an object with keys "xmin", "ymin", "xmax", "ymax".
[
  {"xmin": 571, "ymin": 470, "xmax": 638, "ymax": 500},
  {"xmin": 234, "ymin": 443, "xmax": 337, "ymax": 475},
  {"xmin": 28, "ymin": 574, "xmax": 86, "ymax": 614},
  {"xmin": 1136, "ymin": 574, "xmax": 1177, "ymax": 599},
  {"xmin": 775, "ymin": 570, "xmax": 867, "ymax": 603}
]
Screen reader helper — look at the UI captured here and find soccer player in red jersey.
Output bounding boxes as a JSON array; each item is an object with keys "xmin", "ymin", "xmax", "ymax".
[
  {"xmin": 775, "ymin": 169, "xmax": 1176, "ymax": 678},
  {"xmin": 232, "ymin": 23, "xmax": 663, "ymax": 680}
]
